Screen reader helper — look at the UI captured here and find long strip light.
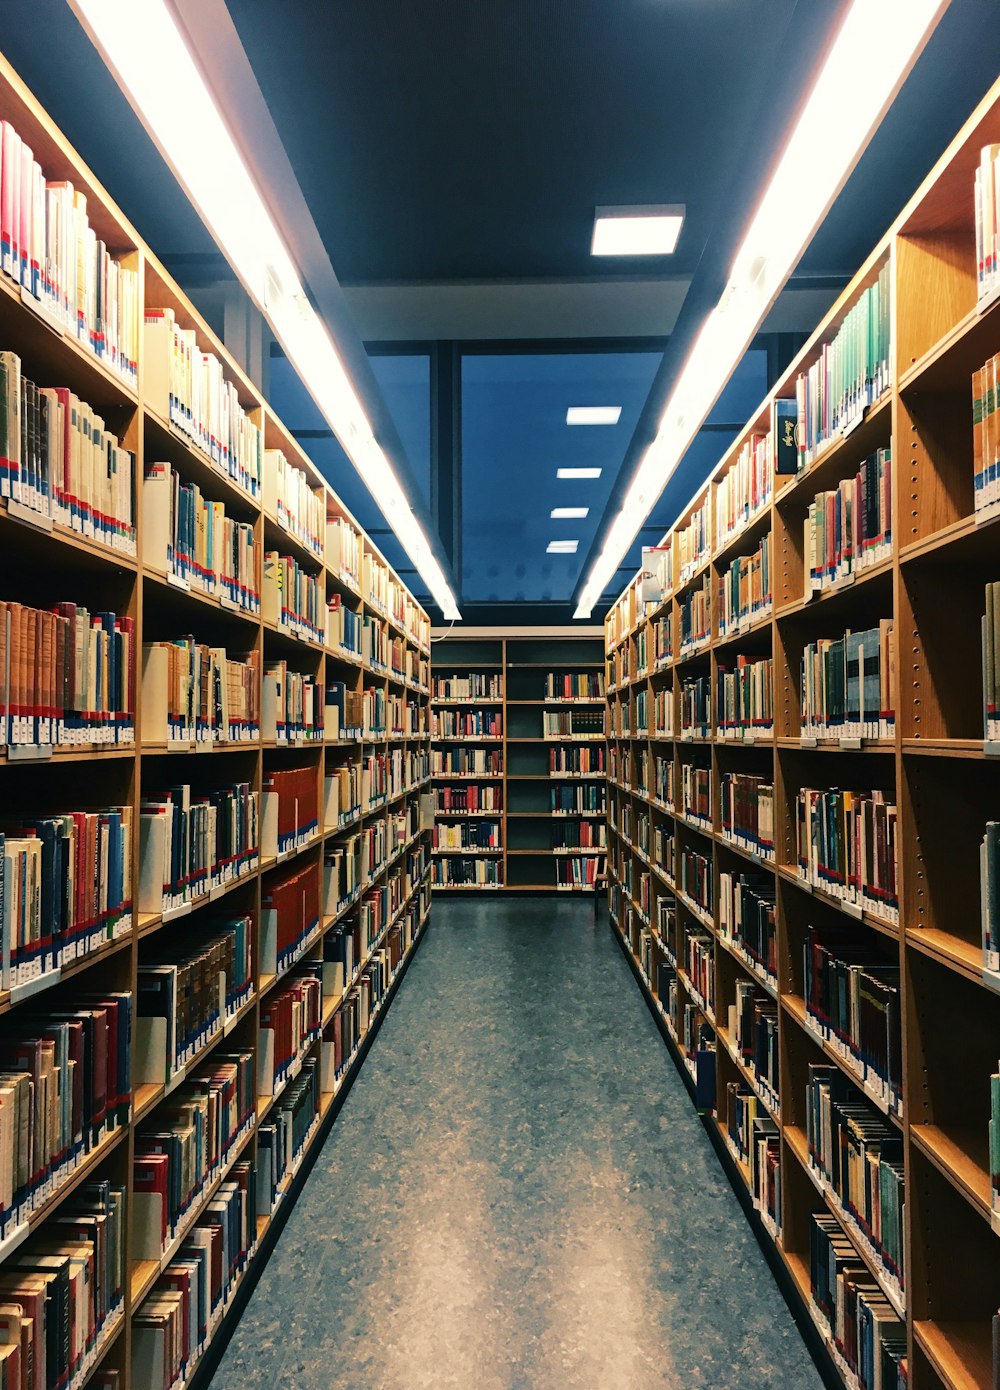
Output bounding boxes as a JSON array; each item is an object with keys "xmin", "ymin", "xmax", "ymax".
[
  {"xmin": 71, "ymin": 0, "xmax": 461, "ymax": 620},
  {"xmin": 575, "ymin": 0, "xmax": 943, "ymax": 618}
]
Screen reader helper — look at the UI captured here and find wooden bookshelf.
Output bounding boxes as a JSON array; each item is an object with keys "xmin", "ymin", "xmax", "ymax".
[
  {"xmin": 431, "ymin": 633, "xmax": 607, "ymax": 892},
  {"xmin": 0, "ymin": 51, "xmax": 433, "ymax": 1390},
  {"xmin": 604, "ymin": 74, "xmax": 1000, "ymax": 1390}
]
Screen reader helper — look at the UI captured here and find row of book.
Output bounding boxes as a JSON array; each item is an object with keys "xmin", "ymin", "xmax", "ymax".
[
  {"xmin": 809, "ymin": 1211, "xmax": 905, "ymax": 1390},
  {"xmin": 719, "ymin": 872, "xmax": 776, "ymax": 984},
  {"xmin": 553, "ymin": 821, "xmax": 605, "ymax": 850},
  {"xmin": 720, "ymin": 771, "xmax": 774, "ymax": 858},
  {"xmin": 431, "ymin": 858, "xmax": 502, "ymax": 887},
  {"xmin": 973, "ymin": 352, "xmax": 1000, "ymax": 518},
  {"xmin": 803, "ymin": 449, "xmax": 892, "ymax": 593},
  {"xmin": 432, "ymin": 674, "xmax": 501, "ymax": 700},
  {"xmin": 715, "ymin": 430, "xmax": 771, "ymax": 548},
  {"xmin": 144, "ymin": 307, "xmax": 262, "ymax": 495},
  {"xmin": 795, "ymin": 260, "xmax": 891, "ymax": 465},
  {"xmin": 729, "ymin": 979, "xmax": 779, "ymax": 1108},
  {"xmin": 556, "ymin": 855, "xmax": 602, "ymax": 888},
  {"xmin": 432, "ymin": 749, "xmax": 502, "ymax": 775},
  {"xmin": 653, "ymin": 688, "xmax": 673, "ymax": 737},
  {"xmin": 0, "ymin": 352, "xmax": 136, "ymax": 553},
  {"xmin": 677, "ymin": 498, "xmax": 710, "ymax": 583},
  {"xmin": 1, "ymin": 118, "xmax": 138, "ymax": 383},
  {"xmin": 262, "ymin": 552, "xmax": 323, "ymax": 645},
  {"xmin": 718, "ymin": 532, "xmax": 771, "ymax": 636},
  {"xmin": 679, "ymin": 574, "xmax": 711, "ymax": 654},
  {"xmin": 144, "ymin": 464, "xmax": 259, "ymax": 613},
  {"xmin": 138, "ymin": 782, "xmax": 259, "ymax": 917},
  {"xmin": 542, "ymin": 709, "xmax": 605, "ymax": 738},
  {"xmin": 544, "ymin": 672, "xmax": 604, "ymax": 699},
  {"xmin": 435, "ymin": 784, "xmax": 502, "ymax": 812},
  {"xmin": 680, "ymin": 845, "xmax": 712, "ymax": 915},
  {"xmin": 681, "ymin": 764, "xmax": 711, "ymax": 828},
  {"xmin": 717, "ymin": 654, "xmax": 773, "ymax": 736},
  {"xmin": 262, "ymin": 661, "xmax": 322, "ymax": 744},
  {"xmin": 725, "ymin": 1089, "xmax": 780, "ymax": 1236},
  {"xmin": 433, "ymin": 821, "xmax": 501, "ymax": 851},
  {"xmin": 263, "ymin": 766, "xmax": 319, "ymax": 859},
  {"xmin": 683, "ymin": 928, "xmax": 714, "ymax": 1010},
  {"xmin": 326, "ymin": 516, "xmax": 361, "ymax": 589},
  {"xmin": 804, "ymin": 926, "xmax": 901, "ymax": 1115},
  {"xmin": 143, "ymin": 640, "xmax": 259, "ymax": 746},
  {"xmin": 679, "ymin": 673, "xmax": 710, "ymax": 738},
  {"xmin": 0, "ymin": 803, "xmax": 132, "ymax": 984},
  {"xmin": 326, "ymin": 593, "xmax": 362, "ymax": 658},
  {"xmin": 431, "ymin": 710, "xmax": 502, "ymax": 739},
  {"xmin": 653, "ymin": 614, "xmax": 671, "ymax": 667},
  {"xmin": 800, "ymin": 624, "xmax": 895, "ymax": 741},
  {"xmin": 262, "ymin": 448, "xmax": 324, "ymax": 558},
  {"xmin": 975, "ymin": 140, "xmax": 1000, "ymax": 303},
  {"xmin": 550, "ymin": 746, "xmax": 605, "ymax": 773},
  {"xmin": 0, "ymin": 599, "xmax": 134, "ymax": 747},
  {"xmin": 796, "ymin": 787, "xmax": 899, "ymax": 923},
  {"xmin": 137, "ymin": 920, "xmax": 254, "ymax": 1081},
  {"xmin": 551, "ymin": 784, "xmax": 604, "ymax": 814}
]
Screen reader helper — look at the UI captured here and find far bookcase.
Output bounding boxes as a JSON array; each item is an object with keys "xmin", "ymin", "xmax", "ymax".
[
  {"xmin": 431, "ymin": 633, "xmax": 607, "ymax": 892},
  {"xmin": 605, "ymin": 74, "xmax": 1000, "ymax": 1390}
]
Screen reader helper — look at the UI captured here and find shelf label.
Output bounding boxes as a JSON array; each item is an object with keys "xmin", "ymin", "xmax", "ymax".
[
  {"xmin": 8, "ymin": 744, "xmax": 53, "ymax": 761},
  {"xmin": 20, "ymin": 284, "xmax": 67, "ymax": 337},
  {"xmin": 7, "ymin": 500, "xmax": 53, "ymax": 532}
]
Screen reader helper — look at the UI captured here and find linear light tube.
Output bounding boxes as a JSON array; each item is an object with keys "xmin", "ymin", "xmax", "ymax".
[
  {"xmin": 72, "ymin": 0, "xmax": 461, "ymax": 621},
  {"xmin": 574, "ymin": 0, "xmax": 943, "ymax": 618}
]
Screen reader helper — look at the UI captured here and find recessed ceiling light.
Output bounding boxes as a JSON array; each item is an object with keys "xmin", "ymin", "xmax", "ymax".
[
  {"xmin": 551, "ymin": 507, "xmax": 589, "ymax": 519},
  {"xmin": 547, "ymin": 540, "xmax": 579, "ymax": 554},
  {"xmin": 591, "ymin": 205, "xmax": 685, "ymax": 257},
  {"xmin": 566, "ymin": 406, "xmax": 622, "ymax": 425},
  {"xmin": 557, "ymin": 467, "xmax": 602, "ymax": 480}
]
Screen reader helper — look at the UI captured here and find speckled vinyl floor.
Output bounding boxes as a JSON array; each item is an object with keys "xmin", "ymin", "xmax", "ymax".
[{"xmin": 207, "ymin": 898, "xmax": 825, "ymax": 1390}]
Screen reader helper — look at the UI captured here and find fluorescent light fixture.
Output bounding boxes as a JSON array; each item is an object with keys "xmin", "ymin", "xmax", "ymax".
[
  {"xmin": 551, "ymin": 507, "xmax": 589, "ymax": 520},
  {"xmin": 547, "ymin": 540, "xmax": 579, "ymax": 554},
  {"xmin": 574, "ymin": 0, "xmax": 943, "ymax": 618},
  {"xmin": 71, "ymin": 0, "xmax": 462, "ymax": 622},
  {"xmin": 566, "ymin": 406, "xmax": 622, "ymax": 425},
  {"xmin": 591, "ymin": 205, "xmax": 684, "ymax": 257},
  {"xmin": 557, "ymin": 467, "xmax": 602, "ymax": 480}
]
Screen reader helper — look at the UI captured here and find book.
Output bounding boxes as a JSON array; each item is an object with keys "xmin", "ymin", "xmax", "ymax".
[
  {"xmin": 802, "ymin": 449, "xmax": 892, "ymax": 594},
  {"xmin": 796, "ymin": 787, "xmax": 899, "ymax": 922},
  {"xmin": 715, "ymin": 430, "xmax": 771, "ymax": 545},
  {"xmin": 143, "ymin": 639, "xmax": 259, "ymax": 746},
  {"xmin": 262, "ymin": 449, "xmax": 323, "ymax": 557},
  {"xmin": 718, "ymin": 532, "xmax": 771, "ymax": 635},
  {"xmin": 139, "ymin": 782, "xmax": 259, "ymax": 915}
]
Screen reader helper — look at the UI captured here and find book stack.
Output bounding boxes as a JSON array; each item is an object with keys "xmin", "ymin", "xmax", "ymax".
[
  {"xmin": 802, "ymin": 449, "xmax": 892, "ymax": 593},
  {"xmin": 432, "ymin": 709, "xmax": 502, "ymax": 739},
  {"xmin": 809, "ymin": 1212, "xmax": 906, "ymax": 1387},
  {"xmin": 1, "ymin": 119, "xmax": 139, "ymax": 384},
  {"xmin": 257, "ymin": 967, "xmax": 323, "ymax": 1100},
  {"xmin": 262, "ymin": 552, "xmax": 323, "ymax": 645},
  {"xmin": 716, "ymin": 654, "xmax": 773, "ymax": 738},
  {"xmin": 0, "ymin": 803, "xmax": 132, "ymax": 982},
  {"xmin": 0, "ymin": 1181, "xmax": 126, "ymax": 1390},
  {"xmin": 132, "ymin": 1162, "xmax": 254, "ymax": 1389},
  {"xmin": 326, "ymin": 594, "xmax": 362, "ymax": 658},
  {"xmin": 0, "ymin": 353, "xmax": 136, "ymax": 552},
  {"xmin": 139, "ymin": 783, "xmax": 259, "ymax": 916},
  {"xmin": 137, "ymin": 919, "xmax": 254, "ymax": 1078},
  {"xmin": 795, "ymin": 261, "xmax": 891, "ymax": 465},
  {"xmin": 805, "ymin": 1064, "xmax": 905, "ymax": 1309},
  {"xmin": 679, "ymin": 574, "xmax": 712, "ymax": 655},
  {"xmin": 544, "ymin": 672, "xmax": 604, "ymax": 699},
  {"xmin": 719, "ymin": 873, "xmax": 777, "ymax": 984},
  {"xmin": 133, "ymin": 1049, "xmax": 255, "ymax": 1261},
  {"xmin": 716, "ymin": 430, "xmax": 771, "ymax": 547},
  {"xmin": 256, "ymin": 1057, "xmax": 321, "ymax": 1219},
  {"xmin": 262, "ymin": 766, "xmax": 318, "ymax": 858},
  {"xmin": 263, "ymin": 449, "xmax": 323, "ymax": 558},
  {"xmin": 800, "ymin": 624, "xmax": 895, "ymax": 741},
  {"xmin": 543, "ymin": 708, "xmax": 605, "ymax": 739},
  {"xmin": 433, "ymin": 820, "xmax": 501, "ymax": 850},
  {"xmin": 144, "ymin": 308, "xmax": 262, "ymax": 494},
  {"xmin": 325, "ymin": 514, "xmax": 361, "ymax": 588},
  {"xmin": 719, "ymin": 772, "xmax": 774, "ymax": 858},
  {"xmin": 718, "ymin": 533, "xmax": 771, "ymax": 635},
  {"xmin": 975, "ymin": 141, "xmax": 1000, "ymax": 303},
  {"xmin": 680, "ymin": 845, "xmax": 712, "ymax": 914},
  {"xmin": 681, "ymin": 763, "xmax": 711, "ymax": 828},
  {"xmin": 433, "ymin": 673, "xmax": 502, "ymax": 699},
  {"xmin": 143, "ymin": 464, "xmax": 260, "ymax": 612},
  {"xmin": 731, "ymin": 980, "xmax": 779, "ymax": 1107},
  {"xmin": 0, "ymin": 599, "xmax": 134, "ymax": 748},
  {"xmin": 143, "ymin": 640, "xmax": 259, "ymax": 746},
  {"xmin": 262, "ymin": 661, "xmax": 322, "ymax": 743},
  {"xmin": 680, "ymin": 673, "xmax": 710, "ymax": 738},
  {"xmin": 804, "ymin": 927, "xmax": 901, "ymax": 1114},
  {"xmin": 262, "ymin": 861, "xmax": 321, "ymax": 978},
  {"xmin": 0, "ymin": 991, "xmax": 132, "ymax": 1232},
  {"xmin": 433, "ymin": 747, "xmax": 503, "ymax": 776},
  {"xmin": 324, "ymin": 681, "xmax": 364, "ymax": 740},
  {"xmin": 796, "ymin": 788, "xmax": 898, "ymax": 921}
]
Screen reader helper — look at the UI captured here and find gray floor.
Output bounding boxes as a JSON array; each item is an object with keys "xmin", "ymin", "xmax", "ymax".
[{"xmin": 208, "ymin": 899, "xmax": 825, "ymax": 1390}]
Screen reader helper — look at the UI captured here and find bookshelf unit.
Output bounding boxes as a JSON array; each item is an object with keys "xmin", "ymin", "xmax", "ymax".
[
  {"xmin": 0, "ymin": 53, "xmax": 432, "ymax": 1390},
  {"xmin": 431, "ymin": 632, "xmax": 607, "ymax": 892},
  {"xmin": 605, "ymin": 76, "xmax": 1000, "ymax": 1390}
]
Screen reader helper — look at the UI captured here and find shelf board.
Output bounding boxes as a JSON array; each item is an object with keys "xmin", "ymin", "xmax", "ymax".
[
  {"xmin": 910, "ymin": 1123, "xmax": 992, "ymax": 1224},
  {"xmin": 914, "ymin": 1319, "xmax": 994, "ymax": 1390}
]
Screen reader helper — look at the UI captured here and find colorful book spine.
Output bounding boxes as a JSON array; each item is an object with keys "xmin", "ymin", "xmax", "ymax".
[{"xmin": 796, "ymin": 787, "xmax": 898, "ymax": 921}]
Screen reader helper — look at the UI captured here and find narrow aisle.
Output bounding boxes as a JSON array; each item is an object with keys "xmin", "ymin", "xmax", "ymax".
[{"xmin": 208, "ymin": 901, "xmax": 825, "ymax": 1390}]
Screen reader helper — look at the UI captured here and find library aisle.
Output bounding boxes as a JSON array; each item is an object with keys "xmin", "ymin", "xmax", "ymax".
[{"xmin": 207, "ymin": 901, "xmax": 824, "ymax": 1390}]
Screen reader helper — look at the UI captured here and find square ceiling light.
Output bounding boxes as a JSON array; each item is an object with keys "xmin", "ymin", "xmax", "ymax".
[
  {"xmin": 557, "ymin": 467, "xmax": 602, "ymax": 479},
  {"xmin": 547, "ymin": 540, "xmax": 579, "ymax": 554},
  {"xmin": 551, "ymin": 507, "xmax": 589, "ymax": 519},
  {"xmin": 566, "ymin": 406, "xmax": 622, "ymax": 425},
  {"xmin": 591, "ymin": 204, "xmax": 685, "ymax": 256}
]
